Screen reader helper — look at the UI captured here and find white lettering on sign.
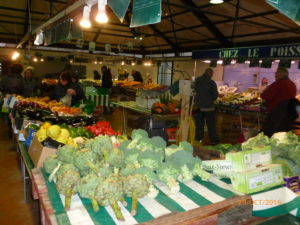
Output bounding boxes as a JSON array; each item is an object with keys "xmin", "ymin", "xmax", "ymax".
[
  {"xmin": 270, "ymin": 45, "xmax": 300, "ymax": 57},
  {"xmin": 219, "ymin": 49, "xmax": 239, "ymax": 58},
  {"xmin": 248, "ymin": 48, "xmax": 259, "ymax": 58}
]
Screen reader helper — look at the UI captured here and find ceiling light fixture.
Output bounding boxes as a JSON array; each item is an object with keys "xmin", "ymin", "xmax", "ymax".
[
  {"xmin": 96, "ymin": 0, "xmax": 108, "ymax": 23},
  {"xmin": 217, "ymin": 60, "xmax": 223, "ymax": 65},
  {"xmin": 11, "ymin": 51, "xmax": 20, "ymax": 60},
  {"xmin": 80, "ymin": 5, "xmax": 92, "ymax": 28},
  {"xmin": 34, "ymin": 30, "xmax": 44, "ymax": 46},
  {"xmin": 131, "ymin": 61, "xmax": 136, "ymax": 66},
  {"xmin": 121, "ymin": 61, "xmax": 125, "ymax": 65},
  {"xmin": 33, "ymin": 57, "xmax": 38, "ymax": 62},
  {"xmin": 210, "ymin": 0, "xmax": 224, "ymax": 4},
  {"xmin": 40, "ymin": 58, "xmax": 44, "ymax": 62}
]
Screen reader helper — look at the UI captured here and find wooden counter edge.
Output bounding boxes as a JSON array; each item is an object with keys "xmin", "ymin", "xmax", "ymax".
[{"xmin": 141, "ymin": 195, "xmax": 252, "ymax": 225}]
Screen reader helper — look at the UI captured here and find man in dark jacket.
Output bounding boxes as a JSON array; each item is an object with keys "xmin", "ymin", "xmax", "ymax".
[
  {"xmin": 101, "ymin": 66, "xmax": 113, "ymax": 89},
  {"xmin": 194, "ymin": 68, "xmax": 219, "ymax": 144},
  {"xmin": 0, "ymin": 63, "xmax": 24, "ymax": 95}
]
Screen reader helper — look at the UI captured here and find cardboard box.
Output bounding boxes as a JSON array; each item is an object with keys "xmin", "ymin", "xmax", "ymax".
[
  {"xmin": 230, "ymin": 164, "xmax": 284, "ymax": 194},
  {"xmin": 225, "ymin": 146, "xmax": 272, "ymax": 172},
  {"xmin": 28, "ymin": 136, "xmax": 57, "ymax": 168}
]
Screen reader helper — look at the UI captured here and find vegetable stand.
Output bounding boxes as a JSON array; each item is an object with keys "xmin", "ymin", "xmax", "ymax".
[
  {"xmin": 112, "ymin": 101, "xmax": 179, "ymax": 136},
  {"xmin": 30, "ymin": 167, "xmax": 300, "ymax": 225}
]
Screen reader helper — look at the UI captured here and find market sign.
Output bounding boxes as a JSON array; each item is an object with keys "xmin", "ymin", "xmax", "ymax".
[
  {"xmin": 192, "ymin": 43, "xmax": 300, "ymax": 59},
  {"xmin": 108, "ymin": 0, "xmax": 130, "ymax": 22},
  {"xmin": 267, "ymin": 0, "xmax": 300, "ymax": 24},
  {"xmin": 130, "ymin": 0, "xmax": 161, "ymax": 28}
]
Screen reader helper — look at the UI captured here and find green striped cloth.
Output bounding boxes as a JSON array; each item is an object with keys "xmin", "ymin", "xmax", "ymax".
[
  {"xmin": 87, "ymin": 95, "xmax": 110, "ymax": 107},
  {"xmin": 41, "ymin": 170, "xmax": 300, "ymax": 225}
]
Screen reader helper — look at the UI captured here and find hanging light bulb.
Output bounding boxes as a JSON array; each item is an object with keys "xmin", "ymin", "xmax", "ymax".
[
  {"xmin": 40, "ymin": 58, "xmax": 44, "ymax": 62},
  {"xmin": 33, "ymin": 57, "xmax": 38, "ymax": 62},
  {"xmin": 80, "ymin": 5, "xmax": 91, "ymax": 28},
  {"xmin": 210, "ymin": 0, "xmax": 224, "ymax": 4},
  {"xmin": 34, "ymin": 30, "xmax": 44, "ymax": 46},
  {"xmin": 96, "ymin": 0, "xmax": 108, "ymax": 23},
  {"xmin": 217, "ymin": 60, "xmax": 223, "ymax": 65},
  {"xmin": 70, "ymin": 59, "xmax": 73, "ymax": 63},
  {"xmin": 231, "ymin": 60, "xmax": 236, "ymax": 64},
  {"xmin": 121, "ymin": 61, "xmax": 125, "ymax": 65},
  {"xmin": 131, "ymin": 61, "xmax": 136, "ymax": 66},
  {"xmin": 11, "ymin": 51, "xmax": 20, "ymax": 60}
]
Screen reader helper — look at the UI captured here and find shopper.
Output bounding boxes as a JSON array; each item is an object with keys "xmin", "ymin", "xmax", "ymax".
[
  {"xmin": 262, "ymin": 98, "xmax": 300, "ymax": 137},
  {"xmin": 132, "ymin": 70, "xmax": 143, "ymax": 83},
  {"xmin": 194, "ymin": 68, "xmax": 219, "ymax": 144},
  {"xmin": 22, "ymin": 66, "xmax": 40, "ymax": 97},
  {"xmin": 0, "ymin": 63, "xmax": 24, "ymax": 95},
  {"xmin": 44, "ymin": 71, "xmax": 84, "ymax": 106},
  {"xmin": 93, "ymin": 70, "xmax": 101, "ymax": 80},
  {"xmin": 71, "ymin": 74, "xmax": 86, "ymax": 104},
  {"xmin": 101, "ymin": 65, "xmax": 113, "ymax": 90},
  {"xmin": 261, "ymin": 68, "xmax": 297, "ymax": 112},
  {"xmin": 258, "ymin": 77, "xmax": 268, "ymax": 92}
]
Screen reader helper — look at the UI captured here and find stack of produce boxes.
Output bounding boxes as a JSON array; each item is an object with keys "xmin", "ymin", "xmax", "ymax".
[{"xmin": 202, "ymin": 146, "xmax": 284, "ymax": 194}]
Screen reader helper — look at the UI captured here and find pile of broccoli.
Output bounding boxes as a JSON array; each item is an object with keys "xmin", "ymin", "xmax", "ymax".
[{"xmin": 43, "ymin": 128, "xmax": 208, "ymax": 219}]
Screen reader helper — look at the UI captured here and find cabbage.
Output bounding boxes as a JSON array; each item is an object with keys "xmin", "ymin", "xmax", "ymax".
[
  {"xmin": 272, "ymin": 156, "xmax": 300, "ymax": 177},
  {"xmin": 270, "ymin": 132, "xmax": 298, "ymax": 145},
  {"xmin": 241, "ymin": 133, "xmax": 270, "ymax": 151}
]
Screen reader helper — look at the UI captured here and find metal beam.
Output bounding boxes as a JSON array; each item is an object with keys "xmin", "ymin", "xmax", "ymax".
[
  {"xmin": 162, "ymin": 10, "xmax": 279, "ymax": 35},
  {"xmin": 44, "ymin": 0, "xmax": 67, "ymax": 3},
  {"xmin": 180, "ymin": 0, "xmax": 230, "ymax": 46},
  {"xmin": 23, "ymin": 0, "xmax": 32, "ymax": 35},
  {"xmin": 0, "ymin": 20, "xmax": 27, "ymax": 26},
  {"xmin": 17, "ymin": 0, "xmax": 97, "ymax": 48},
  {"xmin": 0, "ymin": 14, "xmax": 46, "ymax": 22},
  {"xmin": 0, "ymin": 6, "xmax": 49, "ymax": 15}
]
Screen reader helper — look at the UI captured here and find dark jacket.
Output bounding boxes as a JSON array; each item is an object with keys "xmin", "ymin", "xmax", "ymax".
[
  {"xmin": 262, "ymin": 98, "xmax": 300, "ymax": 137},
  {"xmin": 0, "ymin": 73, "xmax": 24, "ymax": 95},
  {"xmin": 102, "ymin": 71, "xmax": 113, "ymax": 89},
  {"xmin": 194, "ymin": 74, "xmax": 218, "ymax": 109},
  {"xmin": 23, "ymin": 77, "xmax": 40, "ymax": 97},
  {"xmin": 133, "ymin": 71, "xmax": 143, "ymax": 83},
  {"xmin": 50, "ymin": 83, "xmax": 85, "ymax": 106},
  {"xmin": 261, "ymin": 78, "xmax": 297, "ymax": 112}
]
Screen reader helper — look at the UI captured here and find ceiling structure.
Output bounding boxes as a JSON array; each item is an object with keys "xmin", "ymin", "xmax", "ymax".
[{"xmin": 0, "ymin": 0, "xmax": 300, "ymax": 55}]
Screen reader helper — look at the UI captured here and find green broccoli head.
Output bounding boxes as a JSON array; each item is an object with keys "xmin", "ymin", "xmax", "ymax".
[
  {"xmin": 56, "ymin": 169, "xmax": 81, "ymax": 194},
  {"xmin": 131, "ymin": 129, "xmax": 148, "ymax": 140},
  {"xmin": 135, "ymin": 138, "xmax": 154, "ymax": 152},
  {"xmin": 90, "ymin": 135, "xmax": 113, "ymax": 155},
  {"xmin": 78, "ymin": 173, "xmax": 103, "ymax": 199},
  {"xmin": 164, "ymin": 141, "xmax": 193, "ymax": 156},
  {"xmin": 57, "ymin": 163, "xmax": 79, "ymax": 178},
  {"xmin": 151, "ymin": 136, "xmax": 167, "ymax": 152},
  {"xmin": 57, "ymin": 145, "xmax": 77, "ymax": 163},
  {"xmin": 123, "ymin": 148, "xmax": 140, "ymax": 164},
  {"xmin": 119, "ymin": 140, "xmax": 131, "ymax": 152},
  {"xmin": 74, "ymin": 149, "xmax": 97, "ymax": 171},
  {"xmin": 157, "ymin": 162, "xmax": 180, "ymax": 193},
  {"xmin": 123, "ymin": 174, "xmax": 149, "ymax": 198},
  {"xmin": 106, "ymin": 148, "xmax": 125, "ymax": 168},
  {"xmin": 95, "ymin": 173, "xmax": 124, "ymax": 206},
  {"xmin": 133, "ymin": 167, "xmax": 157, "ymax": 183},
  {"xmin": 43, "ymin": 154, "xmax": 59, "ymax": 174},
  {"xmin": 138, "ymin": 150, "xmax": 163, "ymax": 170}
]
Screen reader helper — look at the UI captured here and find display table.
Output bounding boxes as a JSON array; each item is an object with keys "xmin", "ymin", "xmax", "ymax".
[
  {"xmin": 30, "ymin": 167, "xmax": 300, "ymax": 225},
  {"xmin": 112, "ymin": 101, "xmax": 179, "ymax": 135}
]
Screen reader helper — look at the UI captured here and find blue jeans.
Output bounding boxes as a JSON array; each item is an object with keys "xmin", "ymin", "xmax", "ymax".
[{"xmin": 195, "ymin": 111, "xmax": 219, "ymax": 143}]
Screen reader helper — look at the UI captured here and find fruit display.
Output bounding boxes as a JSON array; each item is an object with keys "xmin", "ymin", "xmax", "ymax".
[
  {"xmin": 43, "ymin": 129, "xmax": 211, "ymax": 219},
  {"xmin": 215, "ymin": 92, "xmax": 262, "ymax": 111},
  {"xmin": 16, "ymin": 96, "xmax": 63, "ymax": 109},
  {"xmin": 86, "ymin": 121, "xmax": 120, "ymax": 136},
  {"xmin": 42, "ymin": 79, "xmax": 58, "ymax": 86},
  {"xmin": 51, "ymin": 106, "xmax": 82, "ymax": 116},
  {"xmin": 79, "ymin": 79, "xmax": 101, "ymax": 86},
  {"xmin": 36, "ymin": 122, "xmax": 94, "ymax": 146}
]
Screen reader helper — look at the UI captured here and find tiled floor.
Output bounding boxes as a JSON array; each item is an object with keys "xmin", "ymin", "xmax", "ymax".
[{"xmin": 0, "ymin": 118, "xmax": 39, "ymax": 225}]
